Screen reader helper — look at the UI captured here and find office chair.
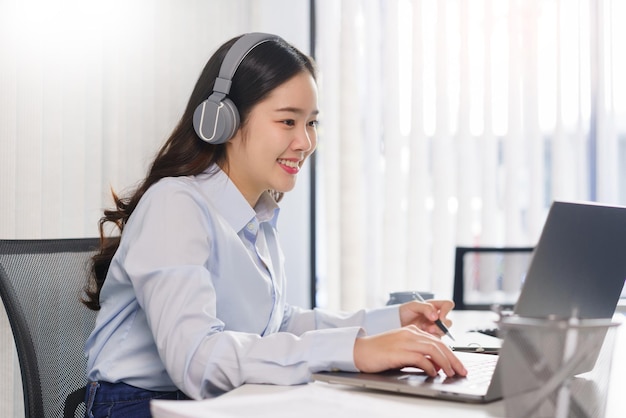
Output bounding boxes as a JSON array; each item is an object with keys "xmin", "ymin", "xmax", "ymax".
[
  {"xmin": 452, "ymin": 246, "xmax": 534, "ymax": 311},
  {"xmin": 0, "ymin": 238, "xmax": 100, "ymax": 418}
]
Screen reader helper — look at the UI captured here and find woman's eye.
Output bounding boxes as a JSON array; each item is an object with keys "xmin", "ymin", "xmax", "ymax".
[
  {"xmin": 282, "ymin": 120, "xmax": 295, "ymax": 127},
  {"xmin": 308, "ymin": 120, "xmax": 319, "ymax": 128}
]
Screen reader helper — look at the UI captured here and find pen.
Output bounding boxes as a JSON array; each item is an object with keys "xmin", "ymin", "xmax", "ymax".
[{"xmin": 411, "ymin": 292, "xmax": 456, "ymax": 341}]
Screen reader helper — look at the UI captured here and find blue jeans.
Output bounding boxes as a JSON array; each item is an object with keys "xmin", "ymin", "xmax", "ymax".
[{"xmin": 84, "ymin": 381, "xmax": 190, "ymax": 418}]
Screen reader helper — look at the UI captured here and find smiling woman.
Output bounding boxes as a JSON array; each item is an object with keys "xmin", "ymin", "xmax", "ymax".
[
  {"xmin": 73, "ymin": 32, "xmax": 466, "ymax": 418},
  {"xmin": 226, "ymin": 71, "xmax": 319, "ymax": 206},
  {"xmin": 0, "ymin": 2, "xmax": 316, "ymax": 416}
]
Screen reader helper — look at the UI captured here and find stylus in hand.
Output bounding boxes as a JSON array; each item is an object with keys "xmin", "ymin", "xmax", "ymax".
[{"xmin": 412, "ymin": 292, "xmax": 456, "ymax": 341}]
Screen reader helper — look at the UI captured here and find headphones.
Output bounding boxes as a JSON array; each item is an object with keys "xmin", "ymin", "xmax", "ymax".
[{"xmin": 193, "ymin": 32, "xmax": 279, "ymax": 144}]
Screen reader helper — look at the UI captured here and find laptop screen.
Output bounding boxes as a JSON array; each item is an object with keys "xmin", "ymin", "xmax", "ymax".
[{"xmin": 513, "ymin": 201, "xmax": 626, "ymax": 319}]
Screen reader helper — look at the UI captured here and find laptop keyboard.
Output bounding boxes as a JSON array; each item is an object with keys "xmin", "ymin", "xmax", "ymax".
[
  {"xmin": 446, "ymin": 353, "xmax": 499, "ymax": 387},
  {"xmin": 466, "ymin": 356, "xmax": 498, "ymax": 385}
]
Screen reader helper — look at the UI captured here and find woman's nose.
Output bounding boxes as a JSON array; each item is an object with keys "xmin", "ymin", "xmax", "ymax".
[{"xmin": 294, "ymin": 127, "xmax": 316, "ymax": 152}]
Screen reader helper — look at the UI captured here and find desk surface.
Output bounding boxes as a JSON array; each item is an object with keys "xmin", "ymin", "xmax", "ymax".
[{"xmin": 151, "ymin": 311, "xmax": 626, "ymax": 418}]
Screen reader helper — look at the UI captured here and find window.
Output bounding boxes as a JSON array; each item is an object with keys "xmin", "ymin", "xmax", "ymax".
[{"xmin": 314, "ymin": 0, "xmax": 626, "ymax": 310}]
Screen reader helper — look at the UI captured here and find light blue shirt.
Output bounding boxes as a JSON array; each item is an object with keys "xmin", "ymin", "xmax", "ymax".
[{"xmin": 85, "ymin": 166, "xmax": 400, "ymax": 399}]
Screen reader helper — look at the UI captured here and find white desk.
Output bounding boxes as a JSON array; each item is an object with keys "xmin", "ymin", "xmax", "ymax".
[{"xmin": 152, "ymin": 311, "xmax": 625, "ymax": 418}]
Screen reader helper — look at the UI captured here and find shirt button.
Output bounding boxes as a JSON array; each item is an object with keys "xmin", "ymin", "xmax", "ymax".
[{"xmin": 246, "ymin": 222, "xmax": 256, "ymax": 232}]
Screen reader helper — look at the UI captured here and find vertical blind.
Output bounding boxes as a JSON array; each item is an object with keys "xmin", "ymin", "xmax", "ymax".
[{"xmin": 314, "ymin": 0, "xmax": 626, "ymax": 311}]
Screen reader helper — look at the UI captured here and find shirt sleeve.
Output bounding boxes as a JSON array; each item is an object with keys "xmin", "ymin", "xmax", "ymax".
[
  {"xmin": 121, "ymin": 180, "xmax": 396, "ymax": 400},
  {"xmin": 280, "ymin": 304, "xmax": 402, "ymax": 336}
]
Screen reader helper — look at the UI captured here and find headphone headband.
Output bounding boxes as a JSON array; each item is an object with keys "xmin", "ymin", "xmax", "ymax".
[
  {"xmin": 193, "ymin": 33, "xmax": 280, "ymax": 144},
  {"xmin": 214, "ymin": 32, "xmax": 276, "ymax": 95}
]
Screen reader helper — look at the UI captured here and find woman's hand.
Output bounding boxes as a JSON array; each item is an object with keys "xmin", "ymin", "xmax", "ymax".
[
  {"xmin": 398, "ymin": 299, "xmax": 455, "ymax": 337},
  {"xmin": 353, "ymin": 326, "xmax": 467, "ymax": 377}
]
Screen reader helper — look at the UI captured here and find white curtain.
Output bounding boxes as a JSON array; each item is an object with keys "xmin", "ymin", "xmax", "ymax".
[
  {"xmin": 0, "ymin": 0, "xmax": 312, "ymax": 415},
  {"xmin": 314, "ymin": 0, "xmax": 626, "ymax": 311},
  {"xmin": 0, "ymin": 0, "xmax": 261, "ymax": 239}
]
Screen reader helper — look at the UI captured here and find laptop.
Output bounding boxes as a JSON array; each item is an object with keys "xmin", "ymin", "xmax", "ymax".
[{"xmin": 313, "ymin": 200, "xmax": 626, "ymax": 403}]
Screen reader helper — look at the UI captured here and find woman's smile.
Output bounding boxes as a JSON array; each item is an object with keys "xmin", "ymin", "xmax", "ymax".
[{"xmin": 277, "ymin": 158, "xmax": 301, "ymax": 174}]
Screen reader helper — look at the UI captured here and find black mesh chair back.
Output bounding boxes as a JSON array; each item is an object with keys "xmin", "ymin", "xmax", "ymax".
[{"xmin": 0, "ymin": 238, "xmax": 100, "ymax": 418}]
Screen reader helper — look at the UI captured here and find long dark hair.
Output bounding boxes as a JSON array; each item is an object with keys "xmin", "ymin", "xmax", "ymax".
[{"xmin": 82, "ymin": 34, "xmax": 316, "ymax": 310}]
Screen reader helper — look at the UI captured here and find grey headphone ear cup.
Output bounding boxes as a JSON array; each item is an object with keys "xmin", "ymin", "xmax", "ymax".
[
  {"xmin": 193, "ymin": 33, "xmax": 277, "ymax": 144},
  {"xmin": 193, "ymin": 96, "xmax": 240, "ymax": 144}
]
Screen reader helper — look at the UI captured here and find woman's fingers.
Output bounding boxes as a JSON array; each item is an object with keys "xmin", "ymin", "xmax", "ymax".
[
  {"xmin": 399, "ymin": 300, "xmax": 455, "ymax": 335},
  {"xmin": 401, "ymin": 327, "xmax": 465, "ymax": 377},
  {"xmin": 423, "ymin": 319, "xmax": 453, "ymax": 338},
  {"xmin": 353, "ymin": 326, "xmax": 467, "ymax": 376}
]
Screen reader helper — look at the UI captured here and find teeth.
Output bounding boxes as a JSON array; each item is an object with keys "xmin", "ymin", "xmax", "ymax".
[{"xmin": 278, "ymin": 159, "xmax": 299, "ymax": 169}]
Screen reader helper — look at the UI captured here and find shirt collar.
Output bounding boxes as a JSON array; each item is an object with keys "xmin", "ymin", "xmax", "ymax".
[
  {"xmin": 197, "ymin": 165, "xmax": 280, "ymax": 232},
  {"xmin": 255, "ymin": 191, "xmax": 280, "ymax": 228}
]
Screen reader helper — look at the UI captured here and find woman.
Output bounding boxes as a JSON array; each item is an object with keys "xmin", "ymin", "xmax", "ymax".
[{"xmin": 82, "ymin": 32, "xmax": 466, "ymax": 418}]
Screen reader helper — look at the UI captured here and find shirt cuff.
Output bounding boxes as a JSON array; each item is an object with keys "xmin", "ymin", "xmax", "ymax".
[
  {"xmin": 308, "ymin": 326, "xmax": 363, "ymax": 372},
  {"xmin": 363, "ymin": 305, "xmax": 401, "ymax": 335}
]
